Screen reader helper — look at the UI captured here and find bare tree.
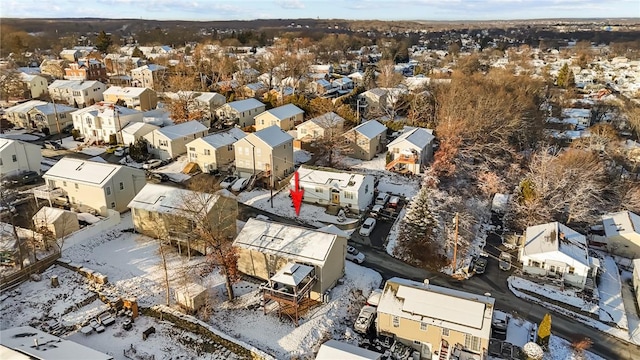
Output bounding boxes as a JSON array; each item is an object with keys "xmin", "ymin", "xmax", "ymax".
[
  {"xmin": 376, "ymin": 60, "xmax": 403, "ymax": 88},
  {"xmin": 0, "ymin": 69, "xmax": 26, "ymax": 101}
]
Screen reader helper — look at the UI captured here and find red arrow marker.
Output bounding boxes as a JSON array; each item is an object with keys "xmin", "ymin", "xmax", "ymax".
[{"xmin": 290, "ymin": 171, "xmax": 304, "ymax": 216}]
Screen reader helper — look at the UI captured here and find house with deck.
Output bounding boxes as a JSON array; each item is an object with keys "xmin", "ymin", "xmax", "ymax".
[
  {"xmin": 602, "ymin": 211, "xmax": 640, "ymax": 258},
  {"xmin": 130, "ymin": 64, "xmax": 167, "ymax": 90},
  {"xmin": 4, "ymin": 100, "xmax": 75, "ymax": 134},
  {"xmin": 386, "ymin": 126, "xmax": 435, "ymax": 174},
  {"xmin": 214, "ymin": 98, "xmax": 266, "ymax": 128},
  {"xmin": 234, "ymin": 125, "xmax": 294, "ymax": 186},
  {"xmin": 186, "ymin": 127, "xmax": 246, "ymax": 173}
]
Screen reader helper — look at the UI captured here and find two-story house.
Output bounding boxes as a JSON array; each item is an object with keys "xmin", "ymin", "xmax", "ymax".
[
  {"xmin": 35, "ymin": 157, "xmax": 146, "ymax": 216},
  {"xmin": 19, "ymin": 72, "xmax": 48, "ymax": 99},
  {"xmin": 64, "ymin": 59, "xmax": 108, "ymax": 83},
  {"xmin": 48, "ymin": 80, "xmax": 106, "ymax": 108},
  {"xmin": 4, "ymin": 100, "xmax": 75, "ymax": 134},
  {"xmin": 0, "ymin": 139, "xmax": 43, "ymax": 177},
  {"xmin": 130, "ymin": 64, "xmax": 167, "ymax": 90},
  {"xmin": 293, "ymin": 165, "xmax": 374, "ymax": 214},
  {"xmin": 377, "ymin": 277, "xmax": 494, "ymax": 360},
  {"xmin": 296, "ymin": 112, "xmax": 345, "ymax": 142},
  {"xmin": 214, "ymin": 98, "xmax": 266, "ymax": 128},
  {"xmin": 121, "ymin": 122, "xmax": 160, "ymax": 146},
  {"xmin": 602, "ymin": 211, "xmax": 640, "ymax": 258},
  {"xmin": 186, "ymin": 127, "xmax": 246, "ymax": 174},
  {"xmin": 344, "ymin": 120, "xmax": 387, "ymax": 161},
  {"xmin": 71, "ymin": 103, "xmax": 143, "ymax": 143},
  {"xmin": 143, "ymin": 120, "xmax": 209, "ymax": 160},
  {"xmin": 103, "ymin": 86, "xmax": 158, "ymax": 111},
  {"xmin": 386, "ymin": 126, "xmax": 435, "ymax": 174},
  {"xmin": 254, "ymin": 103, "xmax": 304, "ymax": 131},
  {"xmin": 194, "ymin": 92, "xmax": 226, "ymax": 119},
  {"xmin": 234, "ymin": 125, "xmax": 294, "ymax": 185}
]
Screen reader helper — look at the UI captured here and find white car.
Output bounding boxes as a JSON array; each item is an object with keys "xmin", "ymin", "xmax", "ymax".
[
  {"xmin": 375, "ymin": 192, "xmax": 390, "ymax": 206},
  {"xmin": 114, "ymin": 147, "xmax": 126, "ymax": 157},
  {"xmin": 370, "ymin": 204, "xmax": 384, "ymax": 217},
  {"xmin": 142, "ymin": 159, "xmax": 162, "ymax": 169},
  {"xmin": 219, "ymin": 176, "xmax": 238, "ymax": 189},
  {"xmin": 230, "ymin": 177, "xmax": 249, "ymax": 192},
  {"xmin": 346, "ymin": 245, "xmax": 365, "ymax": 264},
  {"xmin": 359, "ymin": 217, "xmax": 377, "ymax": 237}
]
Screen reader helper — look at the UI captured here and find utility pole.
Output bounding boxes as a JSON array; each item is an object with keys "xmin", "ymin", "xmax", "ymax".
[
  {"xmin": 452, "ymin": 212, "xmax": 459, "ymax": 272},
  {"xmin": 51, "ymin": 97, "xmax": 62, "ymax": 143},
  {"xmin": 270, "ymin": 153, "xmax": 274, "ymax": 208}
]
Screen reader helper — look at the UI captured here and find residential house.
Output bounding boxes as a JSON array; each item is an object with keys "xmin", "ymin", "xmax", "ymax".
[
  {"xmin": 36, "ymin": 157, "xmax": 146, "ymax": 216},
  {"xmin": 186, "ymin": 127, "xmax": 246, "ymax": 173},
  {"xmin": 121, "ymin": 122, "xmax": 159, "ymax": 146},
  {"xmin": 316, "ymin": 340, "xmax": 382, "ymax": 360},
  {"xmin": 233, "ymin": 218, "xmax": 347, "ymax": 302},
  {"xmin": 344, "ymin": 120, "xmax": 387, "ymax": 161},
  {"xmin": 19, "ymin": 72, "xmax": 48, "ymax": 99},
  {"xmin": 561, "ymin": 108, "xmax": 592, "ymax": 129},
  {"xmin": 296, "ymin": 112, "xmax": 345, "ymax": 142},
  {"xmin": 241, "ymin": 82, "xmax": 268, "ymax": 99},
  {"xmin": 143, "ymin": 120, "xmax": 209, "ymax": 160},
  {"xmin": 293, "ymin": 165, "xmax": 374, "ymax": 214},
  {"xmin": 104, "ymin": 54, "xmax": 144, "ymax": 76},
  {"xmin": 0, "ymin": 139, "xmax": 43, "ymax": 177},
  {"xmin": 254, "ymin": 103, "xmax": 304, "ymax": 131},
  {"xmin": 103, "ymin": 86, "xmax": 158, "ymax": 111},
  {"xmin": 309, "ymin": 78, "xmax": 334, "ymax": 96},
  {"xmin": 194, "ymin": 92, "xmax": 226, "ymax": 118},
  {"xmin": 64, "ymin": 59, "xmax": 107, "ymax": 82},
  {"xmin": 40, "ymin": 59, "xmax": 67, "ymax": 79},
  {"xmin": 332, "ymin": 77, "xmax": 354, "ymax": 92},
  {"xmin": 48, "ymin": 80, "xmax": 106, "ymax": 108},
  {"xmin": 32, "ymin": 206, "xmax": 80, "ymax": 239},
  {"xmin": 71, "ymin": 103, "xmax": 143, "ymax": 143},
  {"xmin": 130, "ymin": 64, "xmax": 167, "ymax": 90},
  {"xmin": 128, "ymin": 184, "xmax": 237, "ymax": 255},
  {"xmin": 348, "ymin": 71, "xmax": 365, "ymax": 86},
  {"xmin": 309, "ymin": 64, "xmax": 334, "ymax": 74},
  {"xmin": 386, "ymin": 126, "xmax": 435, "ymax": 174},
  {"xmin": 520, "ymin": 222, "xmax": 598, "ymax": 290},
  {"xmin": 602, "ymin": 211, "xmax": 640, "ymax": 258},
  {"xmin": 234, "ymin": 125, "xmax": 294, "ymax": 184},
  {"xmin": 214, "ymin": 98, "xmax": 266, "ymax": 128},
  {"xmin": 59, "ymin": 49, "xmax": 82, "ymax": 62},
  {"xmin": 358, "ymin": 88, "xmax": 388, "ymax": 116},
  {"xmin": 377, "ymin": 277, "xmax": 494, "ymax": 360},
  {"xmin": 4, "ymin": 100, "xmax": 75, "ymax": 134}
]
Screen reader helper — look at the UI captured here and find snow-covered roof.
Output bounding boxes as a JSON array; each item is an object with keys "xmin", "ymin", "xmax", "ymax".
[
  {"xmin": 128, "ymin": 184, "xmax": 232, "ymax": 218},
  {"xmin": 523, "ymin": 222, "xmax": 590, "ymax": 267},
  {"xmin": 561, "ymin": 108, "xmax": 591, "ymax": 119},
  {"xmin": 257, "ymin": 103, "xmax": 304, "ymax": 120},
  {"xmin": 103, "ymin": 86, "xmax": 149, "ymax": 97},
  {"xmin": 295, "ymin": 165, "xmax": 372, "ymax": 192},
  {"xmin": 387, "ymin": 126, "xmax": 434, "ymax": 149},
  {"xmin": 71, "ymin": 103, "xmax": 141, "ymax": 118},
  {"xmin": 33, "ymin": 206, "xmax": 75, "ymax": 224},
  {"xmin": 351, "ymin": 120, "xmax": 386, "ymax": 139},
  {"xmin": 43, "ymin": 158, "xmax": 125, "ymax": 187},
  {"xmin": 194, "ymin": 92, "xmax": 225, "ymax": 103},
  {"xmin": 225, "ymin": 98, "xmax": 265, "ymax": 113},
  {"xmin": 121, "ymin": 122, "xmax": 159, "ymax": 136},
  {"xmin": 251, "ymin": 125, "xmax": 293, "ymax": 148},
  {"xmin": 317, "ymin": 224, "xmax": 351, "ymax": 239},
  {"xmin": 33, "ymin": 102, "xmax": 76, "ymax": 115},
  {"xmin": 194, "ymin": 127, "xmax": 246, "ymax": 149},
  {"xmin": 49, "ymin": 79, "xmax": 103, "ymax": 91},
  {"xmin": 132, "ymin": 64, "xmax": 166, "ymax": 72},
  {"xmin": 306, "ymin": 112, "xmax": 345, "ymax": 128},
  {"xmin": 316, "ymin": 339, "xmax": 382, "ymax": 360},
  {"xmin": 0, "ymin": 138, "xmax": 40, "ymax": 152},
  {"xmin": 270, "ymin": 262, "xmax": 314, "ymax": 286},
  {"xmin": 5, "ymin": 100, "xmax": 46, "ymax": 113},
  {"xmin": 602, "ymin": 211, "xmax": 640, "ymax": 238},
  {"xmin": 19, "ymin": 72, "xmax": 42, "ymax": 82},
  {"xmin": 156, "ymin": 120, "xmax": 208, "ymax": 140},
  {"xmin": 0, "ymin": 326, "xmax": 113, "ymax": 360},
  {"xmin": 377, "ymin": 277, "xmax": 494, "ymax": 340},
  {"xmin": 233, "ymin": 218, "xmax": 338, "ymax": 267}
]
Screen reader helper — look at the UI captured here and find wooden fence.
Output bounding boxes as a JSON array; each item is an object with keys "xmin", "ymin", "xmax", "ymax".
[{"xmin": 0, "ymin": 251, "xmax": 61, "ymax": 291}]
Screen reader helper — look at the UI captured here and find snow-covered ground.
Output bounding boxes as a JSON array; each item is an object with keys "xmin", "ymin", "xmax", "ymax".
[
  {"xmin": 0, "ymin": 129, "xmax": 41, "ymax": 141},
  {"xmin": 509, "ymin": 277, "xmax": 598, "ymax": 313},
  {"xmin": 154, "ymin": 156, "xmax": 192, "ymax": 182},
  {"xmin": 294, "ymin": 149, "xmax": 312, "ymax": 164},
  {"xmin": 597, "ymin": 255, "xmax": 628, "ymax": 329},
  {"xmin": 60, "ymin": 136, "xmax": 106, "ymax": 156}
]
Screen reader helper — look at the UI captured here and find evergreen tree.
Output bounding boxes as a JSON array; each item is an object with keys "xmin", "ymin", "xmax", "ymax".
[
  {"xmin": 537, "ymin": 313, "xmax": 552, "ymax": 350},
  {"xmin": 95, "ymin": 31, "xmax": 113, "ymax": 54},
  {"xmin": 132, "ymin": 46, "xmax": 145, "ymax": 59},
  {"xmin": 129, "ymin": 138, "xmax": 149, "ymax": 162},
  {"xmin": 557, "ymin": 63, "xmax": 575, "ymax": 89}
]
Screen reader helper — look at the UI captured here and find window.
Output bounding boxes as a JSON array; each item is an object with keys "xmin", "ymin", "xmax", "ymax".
[
  {"xmin": 344, "ymin": 192, "xmax": 354, "ymax": 199},
  {"xmin": 227, "ymin": 145, "xmax": 233, "ymax": 151},
  {"xmin": 256, "ymin": 148, "xmax": 262, "ymax": 156},
  {"xmin": 365, "ymin": 184, "xmax": 369, "ymax": 193},
  {"xmin": 393, "ymin": 147, "xmax": 399, "ymax": 154},
  {"xmin": 106, "ymin": 187, "xmax": 111, "ymax": 195},
  {"xmin": 261, "ymin": 119, "xmax": 264, "ymax": 125},
  {"xmin": 63, "ymin": 181, "xmax": 67, "ymax": 187},
  {"xmin": 420, "ymin": 322, "xmax": 428, "ymax": 331},
  {"xmin": 315, "ymin": 187, "xmax": 323, "ymax": 193},
  {"xmin": 204, "ymin": 149, "xmax": 211, "ymax": 156},
  {"xmin": 568, "ymin": 266, "xmax": 575, "ymax": 274},
  {"xmin": 110, "ymin": 202, "xmax": 116, "ymax": 208},
  {"xmin": 300, "ymin": 128, "xmax": 306, "ymax": 134},
  {"xmin": 189, "ymin": 147, "xmax": 195, "ymax": 152},
  {"xmin": 159, "ymin": 140, "xmax": 168, "ymax": 147},
  {"xmin": 12, "ymin": 154, "xmax": 17, "ymax": 162},
  {"xmin": 464, "ymin": 334, "xmax": 481, "ymax": 352},
  {"xmin": 392, "ymin": 316, "xmax": 400, "ymax": 327},
  {"xmin": 119, "ymin": 182, "xmax": 124, "ymax": 190},
  {"xmin": 75, "ymin": 183, "xmax": 79, "ymax": 189},
  {"xmin": 442, "ymin": 328, "xmax": 450, "ymax": 336},
  {"xmin": 413, "ymin": 340, "xmax": 421, "ymax": 345}
]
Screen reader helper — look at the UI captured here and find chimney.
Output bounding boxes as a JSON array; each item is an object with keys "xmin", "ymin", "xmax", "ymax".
[{"xmin": 34, "ymin": 338, "xmax": 39, "ymax": 349}]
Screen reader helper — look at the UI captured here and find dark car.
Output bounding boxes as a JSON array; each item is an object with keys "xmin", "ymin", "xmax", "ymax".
[
  {"xmin": 147, "ymin": 172, "xmax": 169, "ymax": 183},
  {"xmin": 1, "ymin": 171, "xmax": 40, "ymax": 188},
  {"xmin": 61, "ymin": 124, "xmax": 74, "ymax": 134},
  {"xmin": 474, "ymin": 255, "xmax": 489, "ymax": 274},
  {"xmin": 44, "ymin": 140, "xmax": 63, "ymax": 150}
]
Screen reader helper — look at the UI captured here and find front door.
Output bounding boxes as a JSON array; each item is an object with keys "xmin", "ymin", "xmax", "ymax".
[{"xmin": 331, "ymin": 190, "xmax": 340, "ymax": 204}]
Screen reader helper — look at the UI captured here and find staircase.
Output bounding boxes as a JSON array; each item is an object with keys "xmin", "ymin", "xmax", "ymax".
[
  {"xmin": 385, "ymin": 157, "xmax": 401, "ymax": 170},
  {"xmin": 439, "ymin": 340, "xmax": 449, "ymax": 360},
  {"xmin": 182, "ymin": 162, "xmax": 199, "ymax": 174}
]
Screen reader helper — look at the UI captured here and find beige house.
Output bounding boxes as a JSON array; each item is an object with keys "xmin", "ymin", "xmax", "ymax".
[
  {"xmin": 233, "ymin": 218, "xmax": 347, "ymax": 301},
  {"xmin": 71, "ymin": 103, "xmax": 143, "ymax": 143},
  {"xmin": 215, "ymin": 98, "xmax": 266, "ymax": 128},
  {"xmin": 143, "ymin": 120, "xmax": 209, "ymax": 160},
  {"xmin": 32, "ymin": 206, "xmax": 80, "ymax": 239},
  {"xmin": 128, "ymin": 184, "xmax": 237, "ymax": 255},
  {"xmin": 254, "ymin": 103, "xmax": 304, "ymax": 132},
  {"xmin": 121, "ymin": 122, "xmax": 159, "ymax": 146},
  {"xmin": 103, "ymin": 86, "xmax": 158, "ymax": 111},
  {"xmin": 386, "ymin": 126, "xmax": 435, "ymax": 174},
  {"xmin": 186, "ymin": 127, "xmax": 246, "ymax": 174},
  {"xmin": 633, "ymin": 259, "xmax": 640, "ymax": 309},
  {"xmin": 130, "ymin": 64, "xmax": 167, "ymax": 90},
  {"xmin": 377, "ymin": 277, "xmax": 494, "ymax": 360},
  {"xmin": 602, "ymin": 211, "xmax": 640, "ymax": 258},
  {"xmin": 19, "ymin": 72, "xmax": 48, "ymax": 99},
  {"xmin": 4, "ymin": 100, "xmax": 75, "ymax": 135},
  {"xmin": 234, "ymin": 125, "xmax": 294, "ymax": 184},
  {"xmin": 0, "ymin": 139, "xmax": 43, "ymax": 177},
  {"xmin": 36, "ymin": 157, "xmax": 146, "ymax": 216},
  {"xmin": 48, "ymin": 80, "xmax": 106, "ymax": 108},
  {"xmin": 296, "ymin": 112, "xmax": 345, "ymax": 141},
  {"xmin": 344, "ymin": 120, "xmax": 387, "ymax": 161}
]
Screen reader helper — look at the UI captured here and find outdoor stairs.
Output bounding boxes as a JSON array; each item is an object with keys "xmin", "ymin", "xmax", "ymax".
[
  {"xmin": 385, "ymin": 157, "xmax": 400, "ymax": 170},
  {"xmin": 246, "ymin": 174, "xmax": 259, "ymax": 191},
  {"xmin": 439, "ymin": 340, "xmax": 449, "ymax": 360},
  {"xmin": 182, "ymin": 162, "xmax": 198, "ymax": 174}
]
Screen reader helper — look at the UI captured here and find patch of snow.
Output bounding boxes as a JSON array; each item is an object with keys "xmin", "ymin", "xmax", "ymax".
[
  {"xmin": 597, "ymin": 255, "xmax": 628, "ymax": 329},
  {"xmin": 77, "ymin": 213, "xmax": 101, "ymax": 224},
  {"xmin": 0, "ymin": 132, "xmax": 40, "ymax": 141},
  {"xmin": 509, "ymin": 276, "xmax": 596, "ymax": 312},
  {"xmin": 294, "ymin": 149, "xmax": 312, "ymax": 165},
  {"xmin": 153, "ymin": 156, "xmax": 191, "ymax": 182},
  {"xmin": 385, "ymin": 207, "xmax": 407, "ymax": 256}
]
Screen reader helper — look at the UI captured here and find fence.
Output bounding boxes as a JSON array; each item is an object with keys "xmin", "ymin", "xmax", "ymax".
[
  {"xmin": 0, "ymin": 251, "xmax": 61, "ymax": 291},
  {"xmin": 63, "ymin": 209, "xmax": 121, "ymax": 249}
]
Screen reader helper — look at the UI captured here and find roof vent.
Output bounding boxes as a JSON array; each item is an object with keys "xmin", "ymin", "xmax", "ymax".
[{"xmin": 423, "ymin": 279, "xmax": 429, "ymax": 286}]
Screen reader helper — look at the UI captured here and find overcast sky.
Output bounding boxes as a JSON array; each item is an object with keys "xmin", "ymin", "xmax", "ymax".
[{"xmin": 3, "ymin": 0, "xmax": 638, "ymax": 21}]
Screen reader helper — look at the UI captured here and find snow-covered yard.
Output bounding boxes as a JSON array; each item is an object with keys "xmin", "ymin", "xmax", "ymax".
[
  {"xmin": 597, "ymin": 255, "xmax": 628, "ymax": 328},
  {"xmin": 60, "ymin": 136, "xmax": 106, "ymax": 156},
  {"xmin": 154, "ymin": 156, "xmax": 192, "ymax": 182},
  {"xmin": 0, "ymin": 129, "xmax": 41, "ymax": 141},
  {"xmin": 509, "ymin": 276, "xmax": 598, "ymax": 313}
]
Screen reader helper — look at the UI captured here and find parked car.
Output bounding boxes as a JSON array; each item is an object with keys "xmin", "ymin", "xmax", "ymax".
[
  {"xmin": 346, "ymin": 245, "xmax": 365, "ymax": 264},
  {"xmin": 375, "ymin": 192, "xmax": 390, "ymax": 206},
  {"xmin": 474, "ymin": 254, "xmax": 489, "ymax": 274},
  {"xmin": 113, "ymin": 147, "xmax": 126, "ymax": 157},
  {"xmin": 354, "ymin": 305, "xmax": 376, "ymax": 334},
  {"xmin": 230, "ymin": 177, "xmax": 249, "ymax": 192},
  {"xmin": 1, "ymin": 171, "xmax": 40, "ymax": 187},
  {"xmin": 44, "ymin": 140, "xmax": 62, "ymax": 150},
  {"xmin": 105, "ymin": 145, "xmax": 120, "ymax": 154},
  {"xmin": 499, "ymin": 252, "xmax": 512, "ymax": 271},
  {"xmin": 366, "ymin": 289, "xmax": 383, "ymax": 307},
  {"xmin": 388, "ymin": 196, "xmax": 400, "ymax": 208},
  {"xmin": 359, "ymin": 217, "xmax": 377, "ymax": 237},
  {"xmin": 219, "ymin": 175, "xmax": 238, "ymax": 189},
  {"xmin": 370, "ymin": 204, "xmax": 384, "ymax": 218},
  {"xmin": 142, "ymin": 159, "xmax": 162, "ymax": 169},
  {"xmin": 61, "ymin": 124, "xmax": 74, "ymax": 134},
  {"xmin": 147, "ymin": 172, "xmax": 169, "ymax": 183}
]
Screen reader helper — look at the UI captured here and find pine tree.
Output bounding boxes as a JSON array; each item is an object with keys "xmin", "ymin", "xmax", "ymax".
[
  {"xmin": 537, "ymin": 313, "xmax": 552, "ymax": 350},
  {"xmin": 557, "ymin": 63, "xmax": 575, "ymax": 89},
  {"xmin": 95, "ymin": 31, "xmax": 113, "ymax": 54}
]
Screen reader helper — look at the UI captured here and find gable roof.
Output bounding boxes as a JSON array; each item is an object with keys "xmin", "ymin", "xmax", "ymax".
[
  {"xmin": 250, "ymin": 125, "xmax": 293, "ymax": 148},
  {"xmin": 387, "ymin": 126, "xmax": 435, "ymax": 149},
  {"xmin": 103, "ymin": 86, "xmax": 149, "ymax": 97},
  {"xmin": 602, "ymin": 211, "xmax": 640, "ymax": 238},
  {"xmin": 128, "ymin": 183, "xmax": 231, "ymax": 218},
  {"xmin": 193, "ymin": 127, "xmax": 246, "ymax": 149},
  {"xmin": 121, "ymin": 122, "xmax": 159, "ymax": 137},
  {"xmin": 49, "ymin": 80, "xmax": 103, "ymax": 91},
  {"xmin": 156, "ymin": 121, "xmax": 208, "ymax": 140},
  {"xmin": 0, "ymin": 138, "xmax": 41, "ymax": 153},
  {"xmin": 351, "ymin": 120, "xmax": 386, "ymax": 139},
  {"xmin": 295, "ymin": 165, "xmax": 371, "ymax": 191},
  {"xmin": 306, "ymin": 112, "xmax": 346, "ymax": 128},
  {"xmin": 5, "ymin": 100, "xmax": 75, "ymax": 115},
  {"xmin": 33, "ymin": 206, "xmax": 76, "ymax": 224},
  {"xmin": 523, "ymin": 222, "xmax": 590, "ymax": 267},
  {"xmin": 225, "ymin": 98, "xmax": 265, "ymax": 113},
  {"xmin": 233, "ymin": 218, "xmax": 337, "ymax": 267},
  {"xmin": 257, "ymin": 103, "xmax": 303, "ymax": 120},
  {"xmin": 43, "ymin": 158, "xmax": 126, "ymax": 187}
]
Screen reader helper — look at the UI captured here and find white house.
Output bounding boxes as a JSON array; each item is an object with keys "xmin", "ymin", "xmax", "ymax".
[
  {"xmin": 0, "ymin": 139, "xmax": 43, "ymax": 177},
  {"xmin": 144, "ymin": 121, "xmax": 209, "ymax": 160},
  {"xmin": 121, "ymin": 122, "xmax": 160, "ymax": 146},
  {"xmin": 561, "ymin": 108, "xmax": 592, "ymax": 128},
  {"xmin": 254, "ymin": 103, "xmax": 304, "ymax": 131},
  {"xmin": 296, "ymin": 112, "xmax": 346, "ymax": 141},
  {"xmin": 48, "ymin": 80, "xmax": 106, "ymax": 108},
  {"xmin": 71, "ymin": 103, "xmax": 143, "ymax": 143},
  {"xmin": 316, "ymin": 340, "xmax": 382, "ymax": 360},
  {"xmin": 4, "ymin": 100, "xmax": 76, "ymax": 135},
  {"xmin": 292, "ymin": 165, "xmax": 375, "ymax": 214},
  {"xmin": 520, "ymin": 222, "xmax": 597, "ymax": 289},
  {"xmin": 386, "ymin": 126, "xmax": 435, "ymax": 174},
  {"xmin": 602, "ymin": 211, "xmax": 640, "ymax": 258},
  {"xmin": 215, "ymin": 98, "xmax": 266, "ymax": 128},
  {"xmin": 186, "ymin": 127, "xmax": 246, "ymax": 173}
]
